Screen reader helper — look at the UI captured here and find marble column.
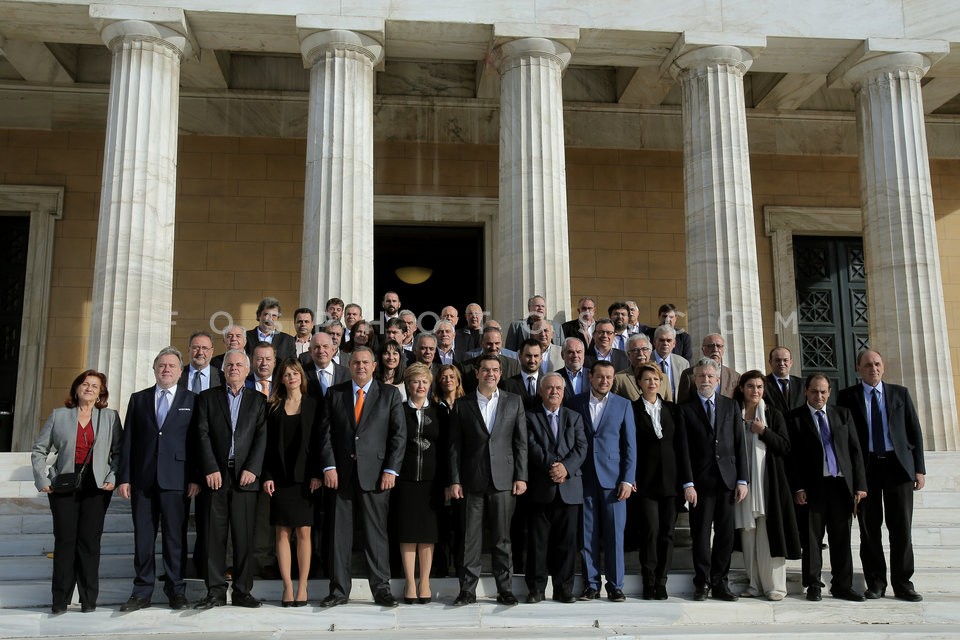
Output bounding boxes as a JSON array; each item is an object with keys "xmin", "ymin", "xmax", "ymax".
[
  {"xmin": 88, "ymin": 13, "xmax": 191, "ymax": 411},
  {"xmin": 299, "ymin": 29, "xmax": 382, "ymax": 316},
  {"xmin": 670, "ymin": 45, "xmax": 765, "ymax": 372},
  {"xmin": 845, "ymin": 53, "xmax": 959, "ymax": 450},
  {"xmin": 495, "ymin": 37, "xmax": 572, "ymax": 326}
]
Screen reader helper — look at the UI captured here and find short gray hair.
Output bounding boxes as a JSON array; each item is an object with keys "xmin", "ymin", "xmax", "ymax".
[
  {"xmin": 653, "ymin": 325, "xmax": 677, "ymax": 341},
  {"xmin": 223, "ymin": 348, "xmax": 250, "ymax": 368},
  {"xmin": 627, "ymin": 333, "xmax": 651, "ymax": 348},
  {"xmin": 540, "ymin": 371, "xmax": 565, "ymax": 388},
  {"xmin": 153, "ymin": 346, "xmax": 183, "ymax": 368},
  {"xmin": 415, "ymin": 332, "xmax": 437, "ymax": 349},
  {"xmin": 694, "ymin": 357, "xmax": 719, "ymax": 374}
]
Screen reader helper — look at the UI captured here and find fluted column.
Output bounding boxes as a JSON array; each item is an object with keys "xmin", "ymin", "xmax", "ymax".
[
  {"xmin": 845, "ymin": 52, "xmax": 958, "ymax": 450},
  {"xmin": 670, "ymin": 45, "xmax": 765, "ymax": 372},
  {"xmin": 88, "ymin": 9, "xmax": 191, "ymax": 410},
  {"xmin": 299, "ymin": 28, "xmax": 382, "ymax": 315},
  {"xmin": 495, "ymin": 37, "xmax": 572, "ymax": 326}
]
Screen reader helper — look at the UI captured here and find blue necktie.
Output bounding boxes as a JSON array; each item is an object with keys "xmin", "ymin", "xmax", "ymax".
[
  {"xmin": 871, "ymin": 388, "xmax": 886, "ymax": 454},
  {"xmin": 156, "ymin": 390, "xmax": 170, "ymax": 427},
  {"xmin": 816, "ymin": 410, "xmax": 839, "ymax": 477},
  {"xmin": 549, "ymin": 412, "xmax": 559, "ymax": 441},
  {"xmin": 319, "ymin": 370, "xmax": 328, "ymax": 396},
  {"xmin": 192, "ymin": 371, "xmax": 202, "ymax": 394}
]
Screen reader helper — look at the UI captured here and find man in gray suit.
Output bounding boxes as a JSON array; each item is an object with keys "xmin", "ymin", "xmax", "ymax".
[
  {"xmin": 676, "ymin": 333, "xmax": 740, "ymax": 403},
  {"xmin": 318, "ymin": 346, "xmax": 406, "ymax": 608},
  {"xmin": 449, "ymin": 354, "xmax": 528, "ymax": 606},
  {"xmin": 651, "ymin": 325, "xmax": 689, "ymax": 400},
  {"xmin": 524, "ymin": 373, "xmax": 587, "ymax": 603}
]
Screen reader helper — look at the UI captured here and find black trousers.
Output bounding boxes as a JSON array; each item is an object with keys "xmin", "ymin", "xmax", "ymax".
[
  {"xmin": 48, "ymin": 475, "xmax": 112, "ymax": 607},
  {"xmin": 327, "ymin": 473, "xmax": 392, "ymax": 598},
  {"xmin": 688, "ymin": 490, "xmax": 735, "ymax": 590},
  {"xmin": 525, "ymin": 494, "xmax": 578, "ymax": 596},
  {"xmin": 638, "ymin": 495, "xmax": 677, "ymax": 586},
  {"xmin": 804, "ymin": 477, "xmax": 855, "ymax": 592},
  {"xmin": 460, "ymin": 486, "xmax": 515, "ymax": 595},
  {"xmin": 131, "ymin": 485, "xmax": 189, "ymax": 599},
  {"xmin": 859, "ymin": 455, "xmax": 916, "ymax": 595},
  {"xmin": 197, "ymin": 470, "xmax": 258, "ymax": 597}
]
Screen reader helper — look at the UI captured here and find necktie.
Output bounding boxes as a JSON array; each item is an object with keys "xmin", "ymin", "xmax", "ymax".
[
  {"xmin": 192, "ymin": 371, "xmax": 202, "ymax": 394},
  {"xmin": 355, "ymin": 388, "xmax": 365, "ymax": 424},
  {"xmin": 260, "ymin": 379, "xmax": 270, "ymax": 397},
  {"xmin": 549, "ymin": 412, "xmax": 559, "ymax": 440},
  {"xmin": 705, "ymin": 398, "xmax": 714, "ymax": 428},
  {"xmin": 156, "ymin": 389, "xmax": 170, "ymax": 426},
  {"xmin": 816, "ymin": 410, "xmax": 839, "ymax": 476},
  {"xmin": 871, "ymin": 388, "xmax": 886, "ymax": 453},
  {"xmin": 319, "ymin": 370, "xmax": 328, "ymax": 395},
  {"xmin": 616, "ymin": 335, "xmax": 625, "ymax": 351},
  {"xmin": 661, "ymin": 360, "xmax": 671, "ymax": 394},
  {"xmin": 527, "ymin": 375, "xmax": 536, "ymax": 397},
  {"xmin": 779, "ymin": 378, "xmax": 789, "ymax": 397}
]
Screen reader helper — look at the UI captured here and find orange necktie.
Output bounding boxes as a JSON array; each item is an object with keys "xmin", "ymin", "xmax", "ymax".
[
  {"xmin": 260, "ymin": 380, "xmax": 270, "ymax": 397},
  {"xmin": 354, "ymin": 388, "xmax": 365, "ymax": 424}
]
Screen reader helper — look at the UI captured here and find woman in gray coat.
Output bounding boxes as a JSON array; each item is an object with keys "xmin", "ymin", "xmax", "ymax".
[{"xmin": 31, "ymin": 369, "xmax": 122, "ymax": 614}]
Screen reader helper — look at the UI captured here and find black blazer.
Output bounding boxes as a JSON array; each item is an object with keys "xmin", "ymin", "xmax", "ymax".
[
  {"xmin": 785, "ymin": 404, "xmax": 866, "ymax": 500},
  {"xmin": 192, "ymin": 386, "xmax": 268, "ymax": 491},
  {"xmin": 763, "ymin": 374, "xmax": 805, "ymax": 414},
  {"xmin": 245, "ymin": 329, "xmax": 296, "ymax": 362},
  {"xmin": 449, "ymin": 390, "xmax": 528, "ymax": 492},
  {"xmin": 119, "ymin": 385, "xmax": 195, "ymax": 491},
  {"xmin": 632, "ymin": 397, "xmax": 691, "ymax": 498},
  {"xmin": 302, "ymin": 360, "xmax": 351, "ymax": 399},
  {"xmin": 679, "ymin": 394, "xmax": 747, "ymax": 493},
  {"xmin": 261, "ymin": 395, "xmax": 326, "ymax": 485},
  {"xmin": 837, "ymin": 382, "xmax": 925, "ymax": 482},
  {"xmin": 525, "ymin": 407, "xmax": 586, "ymax": 505},
  {"xmin": 560, "ymin": 319, "xmax": 592, "ymax": 350},
  {"xmin": 454, "ymin": 328, "xmax": 482, "ymax": 354},
  {"xmin": 320, "ymin": 380, "xmax": 406, "ymax": 492},
  {"xmin": 504, "ymin": 373, "xmax": 544, "ymax": 410},
  {"xmin": 583, "ymin": 346, "xmax": 629, "ymax": 373},
  {"xmin": 179, "ymin": 365, "xmax": 225, "ymax": 391}
]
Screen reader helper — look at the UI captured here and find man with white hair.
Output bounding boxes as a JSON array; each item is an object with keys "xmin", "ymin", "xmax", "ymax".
[{"xmin": 651, "ymin": 325, "xmax": 689, "ymax": 400}]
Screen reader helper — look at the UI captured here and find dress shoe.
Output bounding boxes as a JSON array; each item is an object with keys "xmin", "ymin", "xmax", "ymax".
[
  {"xmin": 553, "ymin": 591, "xmax": 577, "ymax": 604},
  {"xmin": 832, "ymin": 588, "xmax": 865, "ymax": 602},
  {"xmin": 452, "ymin": 591, "xmax": 476, "ymax": 606},
  {"xmin": 194, "ymin": 594, "xmax": 226, "ymax": 610},
  {"xmin": 168, "ymin": 594, "xmax": 189, "ymax": 610},
  {"xmin": 864, "ymin": 587, "xmax": 885, "ymax": 600},
  {"xmin": 607, "ymin": 587, "xmax": 626, "ymax": 602},
  {"xmin": 526, "ymin": 591, "xmax": 544, "ymax": 604},
  {"xmin": 579, "ymin": 587, "xmax": 600, "ymax": 600},
  {"xmin": 232, "ymin": 593, "xmax": 262, "ymax": 608},
  {"xmin": 80, "ymin": 603, "xmax": 96, "ymax": 613},
  {"xmin": 894, "ymin": 589, "xmax": 923, "ymax": 602},
  {"xmin": 496, "ymin": 592, "xmax": 518, "ymax": 606},
  {"xmin": 710, "ymin": 587, "xmax": 738, "ymax": 602},
  {"xmin": 319, "ymin": 594, "xmax": 348, "ymax": 608},
  {"xmin": 374, "ymin": 592, "xmax": 398, "ymax": 608},
  {"xmin": 293, "ymin": 599, "xmax": 308, "ymax": 607},
  {"xmin": 282, "ymin": 600, "xmax": 294, "ymax": 608},
  {"xmin": 50, "ymin": 604, "xmax": 67, "ymax": 614},
  {"xmin": 693, "ymin": 587, "xmax": 709, "ymax": 601},
  {"xmin": 417, "ymin": 593, "xmax": 432, "ymax": 605},
  {"xmin": 653, "ymin": 585, "xmax": 668, "ymax": 600},
  {"xmin": 642, "ymin": 584, "xmax": 654, "ymax": 600},
  {"xmin": 806, "ymin": 587, "xmax": 822, "ymax": 601},
  {"xmin": 120, "ymin": 596, "xmax": 151, "ymax": 612}
]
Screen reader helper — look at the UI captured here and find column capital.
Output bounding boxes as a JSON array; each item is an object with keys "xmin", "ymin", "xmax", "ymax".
[
  {"xmin": 493, "ymin": 36, "xmax": 574, "ymax": 75},
  {"xmin": 296, "ymin": 16, "xmax": 384, "ymax": 68},
  {"xmin": 661, "ymin": 32, "xmax": 765, "ymax": 80},
  {"xmin": 667, "ymin": 44, "xmax": 755, "ymax": 81},
  {"xmin": 89, "ymin": 4, "xmax": 195, "ymax": 58},
  {"xmin": 828, "ymin": 38, "xmax": 949, "ymax": 89}
]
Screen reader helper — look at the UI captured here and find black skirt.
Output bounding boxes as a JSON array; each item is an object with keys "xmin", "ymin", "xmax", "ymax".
[{"xmin": 394, "ymin": 479, "xmax": 438, "ymax": 544}]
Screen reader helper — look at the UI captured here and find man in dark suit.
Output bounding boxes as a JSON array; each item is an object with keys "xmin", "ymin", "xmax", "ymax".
[
  {"xmin": 837, "ymin": 350, "xmax": 926, "ymax": 602},
  {"xmin": 787, "ymin": 373, "xmax": 867, "ymax": 602},
  {"xmin": 434, "ymin": 319, "xmax": 463, "ymax": 366},
  {"xmin": 244, "ymin": 297, "xmax": 295, "ymax": 362},
  {"xmin": 210, "ymin": 324, "xmax": 246, "ymax": 372},
  {"xmin": 560, "ymin": 296, "xmax": 596, "ymax": 349},
  {"xmin": 318, "ymin": 346, "xmax": 406, "ymax": 608},
  {"xmin": 764, "ymin": 346, "xmax": 804, "ymax": 413},
  {"xmin": 558, "ymin": 337, "xmax": 588, "ymax": 406},
  {"xmin": 117, "ymin": 347, "xmax": 197, "ymax": 611},
  {"xmin": 461, "ymin": 326, "xmax": 520, "ymax": 392},
  {"xmin": 505, "ymin": 295, "xmax": 563, "ymax": 352},
  {"xmin": 583, "ymin": 319, "xmax": 630, "ymax": 373},
  {"xmin": 524, "ymin": 373, "xmax": 587, "ymax": 603},
  {"xmin": 179, "ymin": 331, "xmax": 224, "ymax": 393},
  {"xmin": 449, "ymin": 354, "xmax": 528, "ymax": 606},
  {"xmin": 570, "ymin": 360, "xmax": 637, "ymax": 602},
  {"xmin": 504, "ymin": 339, "xmax": 544, "ymax": 410},
  {"xmin": 679, "ymin": 357, "xmax": 749, "ymax": 602},
  {"xmin": 676, "ymin": 333, "xmax": 740, "ymax": 403},
  {"xmin": 301, "ymin": 331, "xmax": 350, "ymax": 399},
  {"xmin": 645, "ymin": 303, "xmax": 693, "ymax": 361},
  {"xmin": 192, "ymin": 349, "xmax": 268, "ymax": 609},
  {"xmin": 454, "ymin": 302, "xmax": 485, "ymax": 354}
]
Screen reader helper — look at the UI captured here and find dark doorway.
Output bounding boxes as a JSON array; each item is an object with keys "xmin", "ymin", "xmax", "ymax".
[
  {"xmin": 374, "ymin": 224, "xmax": 484, "ymax": 325},
  {"xmin": 793, "ymin": 236, "xmax": 868, "ymax": 392},
  {"xmin": 0, "ymin": 215, "xmax": 30, "ymax": 451}
]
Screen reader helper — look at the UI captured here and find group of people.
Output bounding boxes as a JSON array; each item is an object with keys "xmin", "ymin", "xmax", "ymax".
[{"xmin": 29, "ymin": 292, "xmax": 926, "ymax": 613}]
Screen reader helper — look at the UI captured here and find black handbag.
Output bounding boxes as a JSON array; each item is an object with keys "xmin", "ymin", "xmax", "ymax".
[{"xmin": 50, "ymin": 412, "xmax": 98, "ymax": 494}]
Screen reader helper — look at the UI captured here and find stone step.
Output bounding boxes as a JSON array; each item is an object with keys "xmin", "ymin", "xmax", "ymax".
[
  {"xmin": 0, "ymin": 531, "xmax": 197, "ymax": 557},
  {"xmin": 0, "ymin": 512, "xmax": 133, "ymax": 535}
]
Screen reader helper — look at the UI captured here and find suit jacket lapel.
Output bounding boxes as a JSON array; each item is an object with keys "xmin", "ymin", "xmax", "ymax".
[{"xmin": 356, "ymin": 382, "xmax": 380, "ymax": 432}]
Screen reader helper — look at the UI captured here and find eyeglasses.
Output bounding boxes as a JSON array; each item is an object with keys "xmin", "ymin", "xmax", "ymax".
[
  {"xmin": 703, "ymin": 343, "xmax": 725, "ymax": 349},
  {"xmin": 627, "ymin": 347, "xmax": 652, "ymax": 354}
]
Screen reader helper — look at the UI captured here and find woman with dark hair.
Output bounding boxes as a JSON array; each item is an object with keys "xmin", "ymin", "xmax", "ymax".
[
  {"xmin": 342, "ymin": 320, "xmax": 378, "ymax": 354},
  {"xmin": 631, "ymin": 362, "xmax": 690, "ymax": 600},
  {"xmin": 262, "ymin": 358, "xmax": 323, "ymax": 606},
  {"xmin": 375, "ymin": 339, "xmax": 407, "ymax": 401},
  {"xmin": 31, "ymin": 369, "xmax": 122, "ymax": 614},
  {"xmin": 733, "ymin": 369, "xmax": 801, "ymax": 601}
]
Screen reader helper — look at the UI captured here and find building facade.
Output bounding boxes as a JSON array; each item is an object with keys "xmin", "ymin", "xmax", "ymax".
[{"xmin": 1, "ymin": 1, "xmax": 959, "ymax": 451}]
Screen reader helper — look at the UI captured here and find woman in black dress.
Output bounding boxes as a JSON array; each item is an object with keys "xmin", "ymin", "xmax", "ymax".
[
  {"xmin": 395, "ymin": 363, "xmax": 442, "ymax": 603},
  {"xmin": 430, "ymin": 364, "xmax": 464, "ymax": 578},
  {"xmin": 632, "ymin": 363, "xmax": 691, "ymax": 600},
  {"xmin": 262, "ymin": 359, "xmax": 323, "ymax": 606}
]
